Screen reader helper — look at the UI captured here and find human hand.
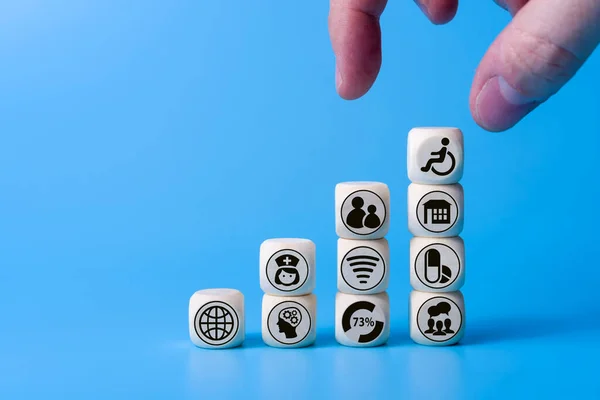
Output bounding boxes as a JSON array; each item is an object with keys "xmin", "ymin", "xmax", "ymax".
[{"xmin": 328, "ymin": 0, "xmax": 600, "ymax": 132}]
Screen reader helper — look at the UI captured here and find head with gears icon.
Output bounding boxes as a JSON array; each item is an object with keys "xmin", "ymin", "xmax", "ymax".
[
  {"xmin": 274, "ymin": 254, "xmax": 301, "ymax": 287},
  {"xmin": 276, "ymin": 306, "xmax": 302, "ymax": 339}
]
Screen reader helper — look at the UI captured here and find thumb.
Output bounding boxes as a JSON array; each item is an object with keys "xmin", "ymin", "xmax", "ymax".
[{"xmin": 470, "ymin": 0, "xmax": 600, "ymax": 132}]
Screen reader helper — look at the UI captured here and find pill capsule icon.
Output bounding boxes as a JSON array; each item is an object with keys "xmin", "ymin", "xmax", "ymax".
[{"xmin": 424, "ymin": 248, "xmax": 441, "ymax": 284}]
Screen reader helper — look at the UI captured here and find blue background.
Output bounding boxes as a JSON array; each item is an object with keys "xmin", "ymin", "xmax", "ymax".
[{"xmin": 1, "ymin": 1, "xmax": 599, "ymax": 399}]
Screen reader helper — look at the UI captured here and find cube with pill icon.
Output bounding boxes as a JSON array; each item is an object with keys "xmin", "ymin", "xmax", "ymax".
[{"xmin": 410, "ymin": 236, "xmax": 465, "ymax": 292}]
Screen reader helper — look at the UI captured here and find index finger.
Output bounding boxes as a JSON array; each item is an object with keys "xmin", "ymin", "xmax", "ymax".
[{"xmin": 328, "ymin": 0, "xmax": 458, "ymax": 100}]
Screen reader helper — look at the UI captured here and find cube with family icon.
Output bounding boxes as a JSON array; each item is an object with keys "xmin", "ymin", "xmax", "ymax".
[
  {"xmin": 407, "ymin": 127, "xmax": 464, "ymax": 185},
  {"xmin": 410, "ymin": 236, "xmax": 465, "ymax": 293},
  {"xmin": 338, "ymin": 238, "xmax": 389, "ymax": 295},
  {"xmin": 335, "ymin": 181, "xmax": 390, "ymax": 240},
  {"xmin": 260, "ymin": 238, "xmax": 316, "ymax": 296},
  {"xmin": 409, "ymin": 290, "xmax": 465, "ymax": 346},
  {"xmin": 262, "ymin": 293, "xmax": 317, "ymax": 348},
  {"xmin": 407, "ymin": 183, "xmax": 464, "ymax": 237}
]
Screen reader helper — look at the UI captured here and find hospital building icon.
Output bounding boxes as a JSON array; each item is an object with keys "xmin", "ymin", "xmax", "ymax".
[{"xmin": 422, "ymin": 199, "xmax": 451, "ymax": 224}]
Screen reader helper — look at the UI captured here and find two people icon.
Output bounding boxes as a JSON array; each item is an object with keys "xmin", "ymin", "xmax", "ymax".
[
  {"xmin": 421, "ymin": 138, "xmax": 456, "ymax": 176},
  {"xmin": 346, "ymin": 196, "xmax": 381, "ymax": 230}
]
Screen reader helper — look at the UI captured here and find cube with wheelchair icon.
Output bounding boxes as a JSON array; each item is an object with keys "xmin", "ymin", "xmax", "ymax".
[{"xmin": 407, "ymin": 127, "xmax": 464, "ymax": 185}]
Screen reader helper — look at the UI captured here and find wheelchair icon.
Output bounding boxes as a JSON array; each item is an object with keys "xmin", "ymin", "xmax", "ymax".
[{"xmin": 421, "ymin": 138, "xmax": 456, "ymax": 177}]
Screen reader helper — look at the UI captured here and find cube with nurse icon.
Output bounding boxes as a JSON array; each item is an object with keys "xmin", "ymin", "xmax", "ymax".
[
  {"xmin": 407, "ymin": 127, "xmax": 464, "ymax": 184},
  {"xmin": 335, "ymin": 182, "xmax": 390, "ymax": 240},
  {"xmin": 260, "ymin": 238, "xmax": 316, "ymax": 296}
]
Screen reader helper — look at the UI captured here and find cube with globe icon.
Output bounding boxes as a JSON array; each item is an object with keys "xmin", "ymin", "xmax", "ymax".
[
  {"xmin": 260, "ymin": 238, "xmax": 316, "ymax": 296},
  {"xmin": 189, "ymin": 289, "xmax": 245, "ymax": 349},
  {"xmin": 261, "ymin": 293, "xmax": 317, "ymax": 348}
]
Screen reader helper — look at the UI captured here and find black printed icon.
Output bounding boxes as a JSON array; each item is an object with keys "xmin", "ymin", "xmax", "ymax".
[
  {"xmin": 416, "ymin": 191, "xmax": 458, "ymax": 233},
  {"xmin": 267, "ymin": 301, "xmax": 312, "ymax": 345},
  {"xmin": 277, "ymin": 306, "xmax": 301, "ymax": 339},
  {"xmin": 266, "ymin": 250, "xmax": 309, "ymax": 292},
  {"xmin": 341, "ymin": 190, "xmax": 386, "ymax": 235},
  {"xmin": 342, "ymin": 301, "xmax": 385, "ymax": 343},
  {"xmin": 417, "ymin": 297, "xmax": 462, "ymax": 342},
  {"xmin": 341, "ymin": 246, "xmax": 386, "ymax": 291},
  {"xmin": 415, "ymin": 243, "xmax": 460, "ymax": 289},
  {"xmin": 421, "ymin": 137, "xmax": 456, "ymax": 176},
  {"xmin": 194, "ymin": 301, "xmax": 239, "ymax": 346}
]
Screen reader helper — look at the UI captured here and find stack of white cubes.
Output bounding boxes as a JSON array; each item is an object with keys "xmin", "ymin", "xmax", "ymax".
[
  {"xmin": 334, "ymin": 182, "xmax": 391, "ymax": 347},
  {"xmin": 407, "ymin": 127, "xmax": 466, "ymax": 346},
  {"xmin": 259, "ymin": 238, "xmax": 317, "ymax": 348}
]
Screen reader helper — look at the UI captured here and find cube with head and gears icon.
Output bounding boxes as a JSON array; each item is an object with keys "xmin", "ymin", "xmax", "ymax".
[
  {"xmin": 261, "ymin": 293, "xmax": 317, "ymax": 348},
  {"xmin": 260, "ymin": 238, "xmax": 316, "ymax": 296}
]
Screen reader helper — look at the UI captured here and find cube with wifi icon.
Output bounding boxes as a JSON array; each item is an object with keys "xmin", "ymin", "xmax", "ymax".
[{"xmin": 338, "ymin": 238, "xmax": 389, "ymax": 295}]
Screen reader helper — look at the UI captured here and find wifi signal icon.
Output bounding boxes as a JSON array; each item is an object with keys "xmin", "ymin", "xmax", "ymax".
[
  {"xmin": 341, "ymin": 246, "xmax": 386, "ymax": 292},
  {"xmin": 347, "ymin": 255, "xmax": 379, "ymax": 284}
]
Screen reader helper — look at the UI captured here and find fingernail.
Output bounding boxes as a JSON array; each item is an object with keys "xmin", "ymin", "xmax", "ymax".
[
  {"xmin": 475, "ymin": 76, "xmax": 538, "ymax": 131},
  {"xmin": 335, "ymin": 62, "xmax": 343, "ymax": 91}
]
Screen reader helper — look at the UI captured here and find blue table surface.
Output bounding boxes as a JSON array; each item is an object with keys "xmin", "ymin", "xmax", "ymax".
[{"xmin": 1, "ymin": 1, "xmax": 600, "ymax": 398}]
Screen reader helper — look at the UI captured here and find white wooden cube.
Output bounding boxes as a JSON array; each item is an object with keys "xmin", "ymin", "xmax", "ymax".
[
  {"xmin": 408, "ymin": 183, "xmax": 463, "ymax": 237},
  {"xmin": 189, "ymin": 288, "xmax": 244, "ymax": 349},
  {"xmin": 260, "ymin": 238, "xmax": 315, "ymax": 296},
  {"xmin": 410, "ymin": 236, "xmax": 465, "ymax": 292},
  {"xmin": 407, "ymin": 127, "xmax": 464, "ymax": 184},
  {"xmin": 338, "ymin": 238, "xmax": 389, "ymax": 294},
  {"xmin": 262, "ymin": 293, "xmax": 316, "ymax": 348},
  {"xmin": 410, "ymin": 290, "xmax": 464, "ymax": 346},
  {"xmin": 335, "ymin": 292, "xmax": 390, "ymax": 347},
  {"xmin": 335, "ymin": 182, "xmax": 390, "ymax": 240}
]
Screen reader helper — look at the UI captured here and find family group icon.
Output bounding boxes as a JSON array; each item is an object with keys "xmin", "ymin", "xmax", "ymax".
[{"xmin": 189, "ymin": 127, "xmax": 466, "ymax": 349}]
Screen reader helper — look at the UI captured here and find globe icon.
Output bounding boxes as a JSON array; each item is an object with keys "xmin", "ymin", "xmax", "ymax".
[{"xmin": 195, "ymin": 301, "xmax": 239, "ymax": 346}]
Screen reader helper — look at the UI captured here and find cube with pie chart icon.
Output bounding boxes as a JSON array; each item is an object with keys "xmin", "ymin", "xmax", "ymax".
[
  {"xmin": 188, "ymin": 288, "xmax": 245, "ymax": 349},
  {"xmin": 407, "ymin": 127, "xmax": 464, "ymax": 185},
  {"xmin": 262, "ymin": 293, "xmax": 317, "ymax": 348},
  {"xmin": 260, "ymin": 238, "xmax": 315, "ymax": 296},
  {"xmin": 408, "ymin": 183, "xmax": 464, "ymax": 237},
  {"xmin": 338, "ymin": 238, "xmax": 389, "ymax": 295},
  {"xmin": 335, "ymin": 182, "xmax": 390, "ymax": 240},
  {"xmin": 410, "ymin": 236, "xmax": 465, "ymax": 292},
  {"xmin": 335, "ymin": 292, "xmax": 390, "ymax": 347},
  {"xmin": 410, "ymin": 290, "xmax": 465, "ymax": 346}
]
